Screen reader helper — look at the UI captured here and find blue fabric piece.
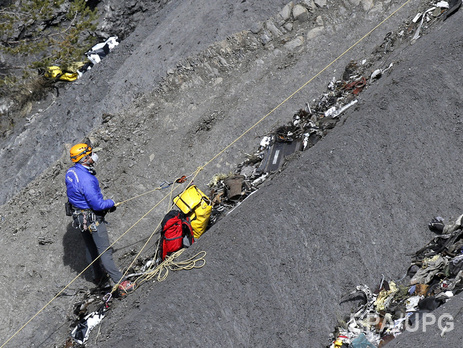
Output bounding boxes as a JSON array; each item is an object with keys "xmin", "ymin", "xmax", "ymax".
[
  {"xmin": 65, "ymin": 163, "xmax": 114, "ymax": 211},
  {"xmin": 350, "ymin": 333, "xmax": 375, "ymax": 348},
  {"xmin": 409, "ymin": 285, "xmax": 416, "ymax": 295}
]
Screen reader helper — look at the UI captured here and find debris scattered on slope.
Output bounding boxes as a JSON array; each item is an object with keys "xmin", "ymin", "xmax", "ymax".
[
  {"xmin": 203, "ymin": 0, "xmax": 463, "ymax": 227},
  {"xmin": 84, "ymin": 37, "xmax": 120, "ymax": 69},
  {"xmin": 206, "ymin": 57, "xmax": 385, "ymax": 223},
  {"xmin": 42, "ymin": 36, "xmax": 120, "ymax": 82},
  {"xmin": 70, "ymin": 292, "xmax": 112, "ymax": 345},
  {"xmin": 328, "ymin": 215, "xmax": 463, "ymax": 347},
  {"xmin": 8, "ymin": 1, "xmax": 462, "ymax": 346},
  {"xmin": 65, "ymin": 51, "xmax": 379, "ymax": 346}
]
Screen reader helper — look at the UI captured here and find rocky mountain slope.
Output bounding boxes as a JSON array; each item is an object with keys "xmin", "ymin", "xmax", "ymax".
[{"xmin": 1, "ymin": 0, "xmax": 463, "ymax": 347}]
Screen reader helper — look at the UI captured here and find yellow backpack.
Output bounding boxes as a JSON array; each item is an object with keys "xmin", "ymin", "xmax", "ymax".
[{"xmin": 173, "ymin": 185, "xmax": 212, "ymax": 239}]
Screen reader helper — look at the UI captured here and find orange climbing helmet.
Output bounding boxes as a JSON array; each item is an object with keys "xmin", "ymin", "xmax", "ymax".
[{"xmin": 70, "ymin": 143, "xmax": 92, "ymax": 163}]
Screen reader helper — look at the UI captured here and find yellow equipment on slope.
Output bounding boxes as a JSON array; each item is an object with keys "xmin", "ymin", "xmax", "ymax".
[{"xmin": 173, "ymin": 185, "xmax": 212, "ymax": 239}]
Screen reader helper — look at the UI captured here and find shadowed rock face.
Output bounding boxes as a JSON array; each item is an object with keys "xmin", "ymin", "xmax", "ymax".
[{"xmin": 1, "ymin": 1, "xmax": 463, "ymax": 347}]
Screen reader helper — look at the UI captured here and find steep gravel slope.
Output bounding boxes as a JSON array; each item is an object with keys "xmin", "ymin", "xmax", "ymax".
[
  {"xmin": 94, "ymin": 9, "xmax": 463, "ymax": 347},
  {"xmin": 0, "ymin": 0, "xmax": 289, "ymax": 204},
  {"xmin": 1, "ymin": 0, "xmax": 461, "ymax": 347}
]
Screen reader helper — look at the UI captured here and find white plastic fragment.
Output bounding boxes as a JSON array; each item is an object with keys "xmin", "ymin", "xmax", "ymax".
[
  {"xmin": 370, "ymin": 69, "xmax": 382, "ymax": 80},
  {"xmin": 252, "ymin": 173, "xmax": 268, "ymax": 186},
  {"xmin": 142, "ymin": 259, "xmax": 154, "ymax": 271},
  {"xmin": 405, "ymin": 295, "xmax": 422, "ymax": 312},
  {"xmin": 306, "ymin": 102, "xmax": 312, "ymax": 114},
  {"xmin": 86, "ymin": 312, "xmax": 105, "ymax": 331},
  {"xmin": 259, "ymin": 136, "xmax": 272, "ymax": 149},
  {"xmin": 436, "ymin": 1, "xmax": 449, "ymax": 8},
  {"xmin": 412, "ymin": 12, "xmax": 422, "ymax": 22},
  {"xmin": 412, "ymin": 7, "xmax": 436, "ymax": 41},
  {"xmin": 105, "ymin": 36, "xmax": 120, "ymax": 50},
  {"xmin": 327, "ymin": 77, "xmax": 336, "ymax": 90},
  {"xmin": 383, "ymin": 62, "xmax": 394, "ymax": 73},
  {"xmin": 71, "ymin": 311, "xmax": 105, "ymax": 344},
  {"xmin": 302, "ymin": 133, "xmax": 310, "ymax": 150},
  {"xmin": 327, "ymin": 99, "xmax": 358, "ymax": 118},
  {"xmin": 324, "ymin": 106, "xmax": 337, "ymax": 118},
  {"xmin": 86, "ymin": 36, "xmax": 119, "ymax": 65},
  {"xmin": 347, "ymin": 319, "xmax": 362, "ymax": 335}
]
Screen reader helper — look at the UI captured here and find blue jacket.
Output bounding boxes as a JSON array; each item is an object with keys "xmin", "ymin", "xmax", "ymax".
[{"xmin": 65, "ymin": 163, "xmax": 115, "ymax": 212}]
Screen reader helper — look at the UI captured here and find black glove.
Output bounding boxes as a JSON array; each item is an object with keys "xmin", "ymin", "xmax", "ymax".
[{"xmin": 109, "ymin": 205, "xmax": 117, "ymax": 213}]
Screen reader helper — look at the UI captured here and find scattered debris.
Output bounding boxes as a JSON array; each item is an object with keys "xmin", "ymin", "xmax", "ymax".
[
  {"xmin": 69, "ymin": 292, "xmax": 112, "ymax": 345},
  {"xmin": 85, "ymin": 36, "xmax": 120, "ymax": 67},
  {"xmin": 328, "ymin": 215, "xmax": 463, "ymax": 347},
  {"xmin": 42, "ymin": 36, "xmax": 120, "ymax": 82},
  {"xmin": 63, "ymin": 2, "xmax": 463, "ymax": 345}
]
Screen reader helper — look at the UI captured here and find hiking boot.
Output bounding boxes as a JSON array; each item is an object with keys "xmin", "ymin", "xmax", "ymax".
[
  {"xmin": 94, "ymin": 275, "xmax": 111, "ymax": 289},
  {"xmin": 118, "ymin": 280, "xmax": 135, "ymax": 296}
]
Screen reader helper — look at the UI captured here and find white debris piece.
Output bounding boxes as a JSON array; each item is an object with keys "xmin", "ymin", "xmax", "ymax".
[
  {"xmin": 405, "ymin": 295, "xmax": 422, "ymax": 312},
  {"xmin": 324, "ymin": 106, "xmax": 337, "ymax": 118},
  {"xmin": 327, "ymin": 77, "xmax": 336, "ymax": 90},
  {"xmin": 370, "ymin": 69, "xmax": 382, "ymax": 80},
  {"xmin": 436, "ymin": 1, "xmax": 449, "ymax": 8},
  {"xmin": 259, "ymin": 136, "xmax": 272, "ymax": 149},
  {"xmin": 302, "ymin": 133, "xmax": 310, "ymax": 150},
  {"xmin": 412, "ymin": 8, "xmax": 435, "ymax": 41},
  {"xmin": 325, "ymin": 100, "xmax": 358, "ymax": 118},
  {"xmin": 412, "ymin": 12, "xmax": 422, "ymax": 23},
  {"xmin": 86, "ymin": 36, "xmax": 120, "ymax": 65},
  {"xmin": 71, "ymin": 311, "xmax": 105, "ymax": 345}
]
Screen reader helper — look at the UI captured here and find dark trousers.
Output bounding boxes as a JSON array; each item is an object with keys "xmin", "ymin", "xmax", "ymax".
[{"xmin": 80, "ymin": 221, "xmax": 124, "ymax": 283}]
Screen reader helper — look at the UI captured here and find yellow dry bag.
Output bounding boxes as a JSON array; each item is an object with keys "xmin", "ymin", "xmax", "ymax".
[{"xmin": 173, "ymin": 185, "xmax": 212, "ymax": 239}]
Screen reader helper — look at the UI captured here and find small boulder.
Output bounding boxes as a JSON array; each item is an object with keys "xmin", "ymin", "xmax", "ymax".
[{"xmin": 293, "ymin": 4, "xmax": 309, "ymax": 22}]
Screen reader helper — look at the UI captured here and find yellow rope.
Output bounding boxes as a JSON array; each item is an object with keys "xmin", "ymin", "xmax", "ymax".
[
  {"xmin": 0, "ymin": 186, "xmax": 179, "ymax": 348},
  {"xmin": 201, "ymin": 0, "xmax": 412, "ymax": 170},
  {"xmin": 111, "ymin": 182, "xmax": 179, "ymax": 293},
  {"xmin": 135, "ymin": 250, "xmax": 207, "ymax": 285},
  {"xmin": 0, "ymin": 2, "xmax": 412, "ymax": 346},
  {"xmin": 115, "ymin": 186, "xmax": 161, "ymax": 206},
  {"xmin": 111, "ymin": 167, "xmax": 204, "ymax": 292}
]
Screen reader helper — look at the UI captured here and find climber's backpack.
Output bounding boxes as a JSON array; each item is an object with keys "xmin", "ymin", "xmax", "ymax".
[{"xmin": 159, "ymin": 210, "xmax": 194, "ymax": 261}]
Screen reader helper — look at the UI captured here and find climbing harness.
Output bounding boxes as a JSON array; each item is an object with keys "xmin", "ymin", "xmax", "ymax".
[{"xmin": 72, "ymin": 208, "xmax": 99, "ymax": 233}]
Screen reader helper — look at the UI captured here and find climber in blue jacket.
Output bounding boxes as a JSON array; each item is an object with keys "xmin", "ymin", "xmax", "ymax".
[{"xmin": 65, "ymin": 143, "xmax": 134, "ymax": 296}]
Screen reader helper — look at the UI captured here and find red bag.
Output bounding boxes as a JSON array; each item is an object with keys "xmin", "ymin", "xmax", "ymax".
[{"xmin": 160, "ymin": 210, "xmax": 194, "ymax": 260}]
